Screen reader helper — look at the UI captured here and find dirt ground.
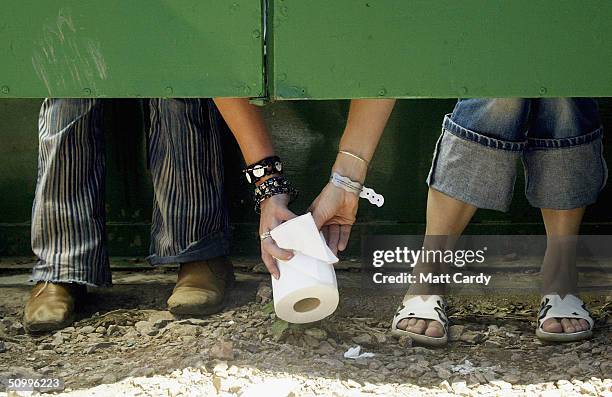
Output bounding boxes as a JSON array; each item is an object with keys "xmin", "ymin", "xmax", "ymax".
[{"xmin": 0, "ymin": 260, "xmax": 610, "ymax": 396}]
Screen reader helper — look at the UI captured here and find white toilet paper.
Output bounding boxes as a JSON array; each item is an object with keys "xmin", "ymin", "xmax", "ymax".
[{"xmin": 270, "ymin": 213, "xmax": 339, "ymax": 324}]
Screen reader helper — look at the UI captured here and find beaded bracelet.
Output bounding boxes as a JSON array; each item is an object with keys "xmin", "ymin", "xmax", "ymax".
[{"xmin": 253, "ymin": 176, "xmax": 298, "ymax": 213}]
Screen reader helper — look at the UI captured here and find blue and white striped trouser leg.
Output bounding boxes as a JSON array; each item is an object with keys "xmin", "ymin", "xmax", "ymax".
[
  {"xmin": 146, "ymin": 99, "xmax": 230, "ymax": 265},
  {"xmin": 31, "ymin": 98, "xmax": 111, "ymax": 287},
  {"xmin": 31, "ymin": 98, "xmax": 230, "ymax": 286}
]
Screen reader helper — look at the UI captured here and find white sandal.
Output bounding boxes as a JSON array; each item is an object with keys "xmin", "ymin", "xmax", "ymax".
[
  {"xmin": 536, "ymin": 294, "xmax": 594, "ymax": 342},
  {"xmin": 391, "ymin": 295, "xmax": 449, "ymax": 347}
]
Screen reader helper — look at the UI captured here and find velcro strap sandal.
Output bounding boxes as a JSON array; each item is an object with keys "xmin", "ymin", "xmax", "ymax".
[
  {"xmin": 391, "ymin": 295, "xmax": 448, "ymax": 347},
  {"xmin": 536, "ymin": 294, "xmax": 594, "ymax": 342}
]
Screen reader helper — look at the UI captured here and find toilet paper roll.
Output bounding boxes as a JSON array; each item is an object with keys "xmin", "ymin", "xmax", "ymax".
[
  {"xmin": 269, "ymin": 213, "xmax": 340, "ymax": 323},
  {"xmin": 272, "ymin": 253, "xmax": 339, "ymax": 323}
]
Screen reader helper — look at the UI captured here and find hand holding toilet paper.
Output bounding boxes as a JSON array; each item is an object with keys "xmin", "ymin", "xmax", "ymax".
[{"xmin": 270, "ymin": 213, "xmax": 339, "ymax": 323}]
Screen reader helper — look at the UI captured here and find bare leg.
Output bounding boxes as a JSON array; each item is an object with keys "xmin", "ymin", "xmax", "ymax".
[
  {"xmin": 540, "ymin": 207, "xmax": 590, "ymax": 333},
  {"xmin": 396, "ymin": 188, "xmax": 477, "ymax": 337},
  {"xmin": 425, "ymin": 188, "xmax": 478, "ymax": 235}
]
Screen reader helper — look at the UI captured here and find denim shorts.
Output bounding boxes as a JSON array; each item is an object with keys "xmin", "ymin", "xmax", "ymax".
[{"xmin": 427, "ymin": 98, "xmax": 607, "ymax": 211}]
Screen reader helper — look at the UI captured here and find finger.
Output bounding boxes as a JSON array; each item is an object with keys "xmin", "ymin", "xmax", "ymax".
[
  {"xmin": 263, "ymin": 238, "xmax": 294, "ymax": 261},
  {"xmin": 261, "ymin": 250, "xmax": 280, "ymax": 279},
  {"xmin": 337, "ymin": 224, "xmax": 352, "ymax": 252},
  {"xmin": 328, "ymin": 224, "xmax": 340, "ymax": 254},
  {"xmin": 311, "ymin": 205, "xmax": 327, "ymax": 230},
  {"xmin": 322, "ymin": 225, "xmax": 330, "ymax": 244}
]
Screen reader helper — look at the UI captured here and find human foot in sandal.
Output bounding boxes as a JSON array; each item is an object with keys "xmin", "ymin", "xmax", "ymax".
[
  {"xmin": 536, "ymin": 294, "xmax": 593, "ymax": 342},
  {"xmin": 391, "ymin": 247, "xmax": 450, "ymax": 346},
  {"xmin": 391, "ymin": 294, "xmax": 449, "ymax": 346}
]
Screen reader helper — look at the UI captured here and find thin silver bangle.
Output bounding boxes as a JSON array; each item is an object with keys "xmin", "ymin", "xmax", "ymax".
[{"xmin": 338, "ymin": 150, "xmax": 370, "ymax": 166}]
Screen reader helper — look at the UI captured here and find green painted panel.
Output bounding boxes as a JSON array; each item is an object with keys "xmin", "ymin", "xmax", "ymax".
[
  {"xmin": 0, "ymin": 1, "xmax": 263, "ymax": 98},
  {"xmin": 270, "ymin": 0, "xmax": 612, "ymax": 99}
]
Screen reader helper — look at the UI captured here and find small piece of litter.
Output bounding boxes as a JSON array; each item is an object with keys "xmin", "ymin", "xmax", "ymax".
[
  {"xmin": 343, "ymin": 345, "xmax": 375, "ymax": 359},
  {"xmin": 451, "ymin": 360, "xmax": 476, "ymax": 375}
]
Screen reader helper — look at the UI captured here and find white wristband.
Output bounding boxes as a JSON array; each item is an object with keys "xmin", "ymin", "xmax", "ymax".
[
  {"xmin": 359, "ymin": 186, "xmax": 384, "ymax": 207},
  {"xmin": 330, "ymin": 173, "xmax": 384, "ymax": 207}
]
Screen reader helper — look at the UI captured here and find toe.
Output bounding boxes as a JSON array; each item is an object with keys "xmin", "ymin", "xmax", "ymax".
[
  {"xmin": 408, "ymin": 319, "xmax": 427, "ymax": 334},
  {"xmin": 578, "ymin": 319, "xmax": 590, "ymax": 331},
  {"xmin": 397, "ymin": 319, "xmax": 410, "ymax": 330},
  {"xmin": 416, "ymin": 319, "xmax": 429, "ymax": 334},
  {"xmin": 424, "ymin": 321, "xmax": 444, "ymax": 338},
  {"xmin": 570, "ymin": 319, "xmax": 581, "ymax": 331},
  {"xmin": 402, "ymin": 318, "xmax": 417, "ymax": 332},
  {"xmin": 541, "ymin": 318, "xmax": 563, "ymax": 333},
  {"xmin": 560, "ymin": 318, "xmax": 576, "ymax": 333}
]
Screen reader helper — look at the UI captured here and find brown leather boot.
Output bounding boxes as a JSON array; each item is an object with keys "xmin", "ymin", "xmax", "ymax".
[
  {"xmin": 167, "ymin": 257, "xmax": 234, "ymax": 316},
  {"xmin": 23, "ymin": 282, "xmax": 85, "ymax": 333}
]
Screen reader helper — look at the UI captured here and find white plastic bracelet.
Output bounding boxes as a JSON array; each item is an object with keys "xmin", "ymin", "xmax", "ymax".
[{"xmin": 330, "ymin": 173, "xmax": 384, "ymax": 207}]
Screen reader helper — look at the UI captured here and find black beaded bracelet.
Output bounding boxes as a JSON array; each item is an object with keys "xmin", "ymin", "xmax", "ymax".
[
  {"xmin": 253, "ymin": 176, "xmax": 298, "ymax": 213},
  {"xmin": 243, "ymin": 156, "xmax": 283, "ymax": 184}
]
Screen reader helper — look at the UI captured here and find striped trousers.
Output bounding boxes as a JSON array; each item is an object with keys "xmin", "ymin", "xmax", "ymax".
[{"xmin": 31, "ymin": 99, "xmax": 229, "ymax": 287}]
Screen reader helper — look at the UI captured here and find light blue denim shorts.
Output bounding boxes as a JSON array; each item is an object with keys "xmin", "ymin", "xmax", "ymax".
[{"xmin": 427, "ymin": 98, "xmax": 607, "ymax": 211}]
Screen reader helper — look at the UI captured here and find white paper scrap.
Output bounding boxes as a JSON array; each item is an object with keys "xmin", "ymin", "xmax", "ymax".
[{"xmin": 343, "ymin": 345, "xmax": 375, "ymax": 359}]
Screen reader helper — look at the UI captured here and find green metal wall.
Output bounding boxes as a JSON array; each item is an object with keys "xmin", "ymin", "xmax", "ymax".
[
  {"xmin": 2, "ymin": 99, "xmax": 612, "ymax": 257},
  {"xmin": 2, "ymin": 1, "xmax": 611, "ymax": 98},
  {"xmin": 0, "ymin": 1, "xmax": 264, "ymax": 98},
  {"xmin": 269, "ymin": 0, "xmax": 612, "ymax": 99}
]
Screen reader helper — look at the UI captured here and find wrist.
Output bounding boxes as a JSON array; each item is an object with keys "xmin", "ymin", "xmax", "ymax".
[
  {"xmin": 332, "ymin": 155, "xmax": 367, "ymax": 184},
  {"xmin": 260, "ymin": 192, "xmax": 290, "ymax": 211},
  {"xmin": 255, "ymin": 173, "xmax": 281, "ymax": 186},
  {"xmin": 243, "ymin": 156, "xmax": 282, "ymax": 185},
  {"xmin": 338, "ymin": 137, "xmax": 373, "ymax": 163},
  {"xmin": 253, "ymin": 175, "xmax": 298, "ymax": 213}
]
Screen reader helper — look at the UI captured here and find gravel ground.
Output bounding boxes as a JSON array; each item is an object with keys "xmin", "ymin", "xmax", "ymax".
[{"xmin": 0, "ymin": 267, "xmax": 610, "ymax": 397}]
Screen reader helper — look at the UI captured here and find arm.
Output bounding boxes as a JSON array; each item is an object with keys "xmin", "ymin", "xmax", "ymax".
[
  {"xmin": 213, "ymin": 98, "xmax": 274, "ymax": 163},
  {"xmin": 213, "ymin": 98, "xmax": 296, "ymax": 278},
  {"xmin": 310, "ymin": 99, "xmax": 396, "ymax": 253}
]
